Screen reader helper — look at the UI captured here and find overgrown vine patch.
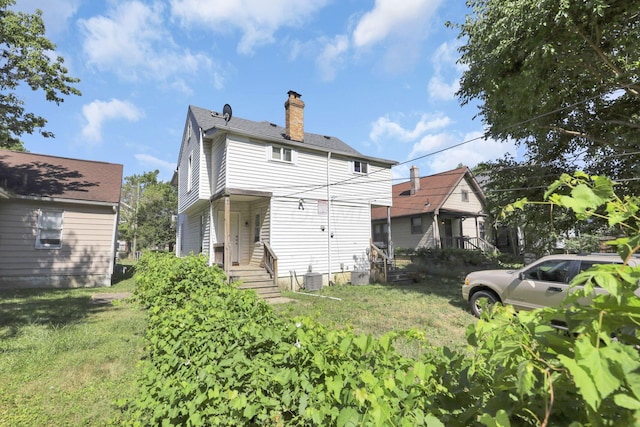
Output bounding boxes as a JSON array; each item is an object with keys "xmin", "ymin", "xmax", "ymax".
[{"xmin": 122, "ymin": 173, "xmax": 640, "ymax": 426}]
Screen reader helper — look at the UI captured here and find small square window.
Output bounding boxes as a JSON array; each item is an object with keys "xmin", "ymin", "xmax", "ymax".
[
  {"xmin": 461, "ymin": 189, "xmax": 469, "ymax": 202},
  {"xmin": 36, "ymin": 210, "xmax": 63, "ymax": 249},
  {"xmin": 411, "ymin": 216, "xmax": 423, "ymax": 234},
  {"xmin": 353, "ymin": 161, "xmax": 368, "ymax": 174}
]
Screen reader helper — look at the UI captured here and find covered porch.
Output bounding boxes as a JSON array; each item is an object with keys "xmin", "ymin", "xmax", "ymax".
[{"xmin": 209, "ymin": 189, "xmax": 277, "ymax": 281}]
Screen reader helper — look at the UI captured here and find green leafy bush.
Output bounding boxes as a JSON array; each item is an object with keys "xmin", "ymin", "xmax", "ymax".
[{"xmin": 123, "ymin": 173, "xmax": 640, "ymax": 425}]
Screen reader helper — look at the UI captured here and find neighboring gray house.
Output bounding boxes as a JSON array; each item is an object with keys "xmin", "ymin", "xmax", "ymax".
[
  {"xmin": 174, "ymin": 91, "xmax": 397, "ymax": 290},
  {"xmin": 0, "ymin": 150, "xmax": 123, "ymax": 288},
  {"xmin": 372, "ymin": 166, "xmax": 494, "ymax": 253}
]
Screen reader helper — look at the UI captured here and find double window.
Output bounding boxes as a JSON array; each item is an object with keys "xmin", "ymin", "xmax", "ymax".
[
  {"xmin": 353, "ymin": 160, "xmax": 368, "ymax": 174},
  {"xmin": 36, "ymin": 209, "xmax": 63, "ymax": 249},
  {"xmin": 271, "ymin": 146, "xmax": 292, "ymax": 162}
]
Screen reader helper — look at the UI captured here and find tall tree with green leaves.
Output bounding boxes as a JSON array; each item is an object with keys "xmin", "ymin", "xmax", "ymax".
[
  {"xmin": 452, "ymin": 0, "xmax": 640, "ymax": 187},
  {"xmin": 119, "ymin": 171, "xmax": 177, "ymax": 256},
  {"xmin": 1, "ymin": 0, "xmax": 81, "ymax": 150},
  {"xmin": 453, "ymin": 0, "xmax": 639, "ymax": 253}
]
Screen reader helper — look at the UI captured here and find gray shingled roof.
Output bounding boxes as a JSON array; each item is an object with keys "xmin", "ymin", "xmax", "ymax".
[{"xmin": 189, "ymin": 105, "xmax": 396, "ymax": 166}]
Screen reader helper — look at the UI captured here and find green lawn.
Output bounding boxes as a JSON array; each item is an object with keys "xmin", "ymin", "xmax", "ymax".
[
  {"xmin": 0, "ymin": 277, "xmax": 145, "ymax": 427},
  {"xmin": 273, "ymin": 275, "xmax": 476, "ymax": 350},
  {"xmin": 0, "ymin": 270, "xmax": 475, "ymax": 425}
]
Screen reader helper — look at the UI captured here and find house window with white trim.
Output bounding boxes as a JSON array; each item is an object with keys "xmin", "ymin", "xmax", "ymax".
[
  {"xmin": 353, "ymin": 160, "xmax": 368, "ymax": 174},
  {"xmin": 271, "ymin": 145, "xmax": 292, "ymax": 162},
  {"xmin": 36, "ymin": 209, "xmax": 63, "ymax": 249},
  {"xmin": 187, "ymin": 153, "xmax": 193, "ymax": 192},
  {"xmin": 461, "ymin": 189, "xmax": 469, "ymax": 202}
]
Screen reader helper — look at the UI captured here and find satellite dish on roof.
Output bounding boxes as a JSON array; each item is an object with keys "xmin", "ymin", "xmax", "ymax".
[{"xmin": 223, "ymin": 104, "xmax": 232, "ymax": 124}]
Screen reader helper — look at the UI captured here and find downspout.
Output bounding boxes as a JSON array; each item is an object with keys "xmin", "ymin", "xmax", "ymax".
[{"xmin": 327, "ymin": 152, "xmax": 332, "ymax": 285}]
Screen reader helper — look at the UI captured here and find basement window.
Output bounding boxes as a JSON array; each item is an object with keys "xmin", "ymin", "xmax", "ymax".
[
  {"xmin": 36, "ymin": 209, "xmax": 64, "ymax": 249},
  {"xmin": 271, "ymin": 145, "xmax": 292, "ymax": 163}
]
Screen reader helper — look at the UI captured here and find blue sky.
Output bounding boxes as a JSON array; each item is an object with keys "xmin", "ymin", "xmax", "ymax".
[{"xmin": 14, "ymin": 0, "xmax": 519, "ymax": 182}]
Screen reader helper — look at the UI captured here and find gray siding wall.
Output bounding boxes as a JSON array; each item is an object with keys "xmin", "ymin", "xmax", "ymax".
[
  {"xmin": 0, "ymin": 199, "xmax": 117, "ymax": 288},
  {"xmin": 390, "ymin": 214, "xmax": 437, "ymax": 250}
]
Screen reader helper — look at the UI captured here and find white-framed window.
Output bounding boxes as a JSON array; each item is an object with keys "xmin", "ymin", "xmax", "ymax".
[
  {"xmin": 271, "ymin": 145, "xmax": 292, "ymax": 163},
  {"xmin": 461, "ymin": 189, "xmax": 469, "ymax": 202},
  {"xmin": 187, "ymin": 120, "xmax": 192, "ymax": 141},
  {"xmin": 353, "ymin": 160, "xmax": 368, "ymax": 174},
  {"xmin": 36, "ymin": 209, "xmax": 63, "ymax": 249},
  {"xmin": 187, "ymin": 153, "xmax": 193, "ymax": 192}
]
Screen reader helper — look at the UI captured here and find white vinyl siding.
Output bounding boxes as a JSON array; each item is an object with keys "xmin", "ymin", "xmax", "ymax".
[
  {"xmin": 225, "ymin": 137, "xmax": 392, "ymax": 206},
  {"xmin": 180, "ymin": 205, "xmax": 209, "ymax": 256},
  {"xmin": 0, "ymin": 200, "xmax": 117, "ymax": 288},
  {"xmin": 270, "ymin": 198, "xmax": 371, "ymax": 278}
]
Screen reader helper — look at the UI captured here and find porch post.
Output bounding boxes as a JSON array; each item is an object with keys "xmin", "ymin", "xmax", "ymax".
[
  {"xmin": 224, "ymin": 195, "xmax": 231, "ymax": 276},
  {"xmin": 433, "ymin": 211, "xmax": 441, "ymax": 248},
  {"xmin": 386, "ymin": 206, "xmax": 392, "ymax": 258}
]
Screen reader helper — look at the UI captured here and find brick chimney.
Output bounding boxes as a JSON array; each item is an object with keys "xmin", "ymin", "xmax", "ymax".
[
  {"xmin": 285, "ymin": 90, "xmax": 304, "ymax": 142},
  {"xmin": 410, "ymin": 165, "xmax": 420, "ymax": 195}
]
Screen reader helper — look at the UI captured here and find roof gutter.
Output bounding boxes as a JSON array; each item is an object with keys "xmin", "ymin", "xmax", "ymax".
[{"xmin": 9, "ymin": 194, "xmax": 119, "ymax": 208}]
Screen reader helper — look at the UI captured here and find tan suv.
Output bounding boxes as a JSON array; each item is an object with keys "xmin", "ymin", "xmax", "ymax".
[{"xmin": 462, "ymin": 253, "xmax": 640, "ymax": 318}]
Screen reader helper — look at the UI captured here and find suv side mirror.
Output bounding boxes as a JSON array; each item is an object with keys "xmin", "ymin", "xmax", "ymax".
[{"xmin": 519, "ymin": 272, "xmax": 525, "ymax": 280}]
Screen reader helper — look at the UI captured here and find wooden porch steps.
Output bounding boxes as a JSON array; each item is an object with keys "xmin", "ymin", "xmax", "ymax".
[
  {"xmin": 230, "ymin": 264, "xmax": 282, "ymax": 300},
  {"xmin": 386, "ymin": 268, "xmax": 415, "ymax": 285}
]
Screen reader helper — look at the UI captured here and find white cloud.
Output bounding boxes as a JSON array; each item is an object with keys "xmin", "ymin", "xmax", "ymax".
[
  {"xmin": 370, "ymin": 113, "xmax": 452, "ymax": 143},
  {"xmin": 420, "ymin": 131, "xmax": 518, "ymax": 173},
  {"xmin": 170, "ymin": 0, "xmax": 330, "ymax": 55},
  {"xmin": 316, "ymin": 35, "xmax": 350, "ymax": 81},
  {"xmin": 82, "ymin": 99, "xmax": 144, "ymax": 143},
  {"xmin": 428, "ymin": 76, "xmax": 459, "ymax": 101},
  {"xmin": 134, "ymin": 154, "xmax": 177, "ymax": 178},
  {"xmin": 428, "ymin": 40, "xmax": 465, "ymax": 101},
  {"xmin": 79, "ymin": 1, "xmax": 212, "ymax": 83},
  {"xmin": 352, "ymin": 0, "xmax": 442, "ymax": 49}
]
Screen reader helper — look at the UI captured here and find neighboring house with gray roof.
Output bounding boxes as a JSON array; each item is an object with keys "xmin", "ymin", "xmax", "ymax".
[
  {"xmin": 0, "ymin": 150, "xmax": 123, "ymax": 288},
  {"xmin": 175, "ymin": 91, "xmax": 396, "ymax": 291}
]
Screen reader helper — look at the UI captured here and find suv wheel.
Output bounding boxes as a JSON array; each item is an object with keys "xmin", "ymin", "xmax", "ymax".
[{"xmin": 470, "ymin": 290, "xmax": 498, "ymax": 318}]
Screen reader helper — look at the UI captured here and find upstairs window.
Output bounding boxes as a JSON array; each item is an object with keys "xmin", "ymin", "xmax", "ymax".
[
  {"xmin": 271, "ymin": 146, "xmax": 292, "ymax": 162},
  {"xmin": 187, "ymin": 153, "xmax": 193, "ymax": 192},
  {"xmin": 36, "ymin": 209, "xmax": 63, "ymax": 249},
  {"xmin": 353, "ymin": 160, "xmax": 368, "ymax": 174},
  {"xmin": 461, "ymin": 189, "xmax": 469, "ymax": 202}
]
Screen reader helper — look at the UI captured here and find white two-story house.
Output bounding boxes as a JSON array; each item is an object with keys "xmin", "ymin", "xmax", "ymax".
[{"xmin": 175, "ymin": 91, "xmax": 396, "ymax": 291}]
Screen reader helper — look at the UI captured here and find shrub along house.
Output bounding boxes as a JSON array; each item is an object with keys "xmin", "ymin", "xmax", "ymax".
[
  {"xmin": 0, "ymin": 150, "xmax": 123, "ymax": 288},
  {"xmin": 174, "ymin": 91, "xmax": 396, "ymax": 295},
  {"xmin": 371, "ymin": 165, "xmax": 494, "ymax": 254}
]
